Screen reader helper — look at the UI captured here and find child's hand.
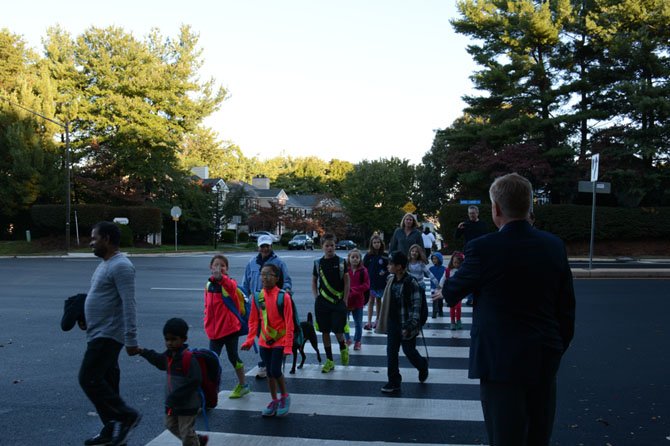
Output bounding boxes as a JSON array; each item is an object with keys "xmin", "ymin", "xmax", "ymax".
[
  {"xmin": 240, "ymin": 340, "xmax": 252, "ymax": 351},
  {"xmin": 431, "ymin": 290, "xmax": 443, "ymax": 301},
  {"xmin": 283, "ymin": 348, "xmax": 292, "ymax": 356}
]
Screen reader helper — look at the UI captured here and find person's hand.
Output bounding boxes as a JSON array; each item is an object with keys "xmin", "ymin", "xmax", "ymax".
[
  {"xmin": 401, "ymin": 329, "xmax": 408, "ymax": 338},
  {"xmin": 458, "ymin": 222, "xmax": 465, "ymax": 229},
  {"xmin": 241, "ymin": 341, "xmax": 252, "ymax": 351},
  {"xmin": 77, "ymin": 320, "xmax": 87, "ymax": 330},
  {"xmin": 126, "ymin": 346, "xmax": 141, "ymax": 356},
  {"xmin": 431, "ymin": 290, "xmax": 443, "ymax": 301}
]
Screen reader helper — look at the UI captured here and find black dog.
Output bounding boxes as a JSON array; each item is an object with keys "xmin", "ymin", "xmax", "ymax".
[{"xmin": 290, "ymin": 312, "xmax": 321, "ymax": 374}]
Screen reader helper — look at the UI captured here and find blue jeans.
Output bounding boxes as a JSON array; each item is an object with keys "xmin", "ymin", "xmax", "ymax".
[
  {"xmin": 349, "ymin": 308, "xmax": 364, "ymax": 342},
  {"xmin": 386, "ymin": 317, "xmax": 427, "ymax": 386}
]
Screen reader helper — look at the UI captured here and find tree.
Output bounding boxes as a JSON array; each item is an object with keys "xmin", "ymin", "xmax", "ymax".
[
  {"xmin": 341, "ymin": 158, "xmax": 415, "ymax": 243},
  {"xmin": 0, "ymin": 30, "xmax": 63, "ymax": 236},
  {"xmin": 41, "ymin": 25, "xmax": 226, "ymax": 204}
]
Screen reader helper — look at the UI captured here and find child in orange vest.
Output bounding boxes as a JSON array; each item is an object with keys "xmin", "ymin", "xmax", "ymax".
[{"xmin": 241, "ymin": 264, "xmax": 294, "ymax": 417}]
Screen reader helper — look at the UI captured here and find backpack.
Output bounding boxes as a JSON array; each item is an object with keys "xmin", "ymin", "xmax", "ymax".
[
  {"xmin": 254, "ymin": 290, "xmax": 304, "ymax": 348},
  {"xmin": 210, "ymin": 282, "xmax": 250, "ymax": 336},
  {"xmin": 182, "ymin": 348, "xmax": 222, "ymax": 410}
]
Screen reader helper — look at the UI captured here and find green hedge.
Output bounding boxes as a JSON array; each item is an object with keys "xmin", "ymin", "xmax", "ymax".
[
  {"xmin": 31, "ymin": 204, "xmax": 162, "ymax": 239},
  {"xmin": 221, "ymin": 230, "xmax": 236, "ymax": 243},
  {"xmin": 438, "ymin": 204, "xmax": 670, "ymax": 251}
]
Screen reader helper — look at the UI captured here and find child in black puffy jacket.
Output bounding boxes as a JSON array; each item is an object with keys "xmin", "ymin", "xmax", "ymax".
[{"xmin": 138, "ymin": 318, "xmax": 209, "ymax": 446}]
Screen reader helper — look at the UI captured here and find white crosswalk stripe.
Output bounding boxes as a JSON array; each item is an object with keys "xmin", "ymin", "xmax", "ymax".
[
  {"xmin": 147, "ymin": 431, "xmax": 479, "ymax": 446},
  {"xmin": 144, "ymin": 299, "xmax": 486, "ymax": 445},
  {"xmin": 249, "ymin": 364, "xmax": 478, "ymax": 385}
]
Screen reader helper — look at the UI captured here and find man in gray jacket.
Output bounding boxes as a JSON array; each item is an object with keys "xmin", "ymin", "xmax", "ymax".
[{"xmin": 79, "ymin": 221, "xmax": 141, "ymax": 446}]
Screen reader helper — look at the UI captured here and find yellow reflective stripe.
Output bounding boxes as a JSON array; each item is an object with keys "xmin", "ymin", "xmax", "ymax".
[
  {"xmin": 318, "ymin": 264, "xmax": 343, "ymax": 302},
  {"xmin": 258, "ymin": 290, "xmax": 286, "ymax": 343}
]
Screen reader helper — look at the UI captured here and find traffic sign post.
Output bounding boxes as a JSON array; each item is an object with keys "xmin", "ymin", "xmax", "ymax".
[
  {"xmin": 588, "ymin": 155, "xmax": 601, "ymax": 271},
  {"xmin": 171, "ymin": 206, "xmax": 182, "ymax": 252}
]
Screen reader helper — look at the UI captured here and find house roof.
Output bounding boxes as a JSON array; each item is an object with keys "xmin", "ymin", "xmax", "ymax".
[{"xmin": 287, "ymin": 195, "xmax": 320, "ymax": 208}]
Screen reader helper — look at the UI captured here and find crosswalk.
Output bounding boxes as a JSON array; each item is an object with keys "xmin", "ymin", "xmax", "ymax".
[{"xmin": 145, "ymin": 298, "xmax": 488, "ymax": 446}]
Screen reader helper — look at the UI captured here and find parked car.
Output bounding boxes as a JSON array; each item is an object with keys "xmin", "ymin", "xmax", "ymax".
[
  {"xmin": 249, "ymin": 231, "xmax": 280, "ymax": 243},
  {"xmin": 335, "ymin": 240, "xmax": 357, "ymax": 250},
  {"xmin": 288, "ymin": 234, "xmax": 314, "ymax": 250}
]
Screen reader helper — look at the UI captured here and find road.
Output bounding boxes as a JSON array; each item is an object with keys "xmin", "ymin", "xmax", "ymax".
[{"xmin": 0, "ymin": 252, "xmax": 668, "ymax": 445}]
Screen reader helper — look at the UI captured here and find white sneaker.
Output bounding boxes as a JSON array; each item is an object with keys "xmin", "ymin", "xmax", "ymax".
[{"xmin": 256, "ymin": 366, "xmax": 267, "ymax": 379}]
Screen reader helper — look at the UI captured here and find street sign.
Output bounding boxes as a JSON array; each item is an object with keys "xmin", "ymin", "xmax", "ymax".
[
  {"xmin": 459, "ymin": 200, "xmax": 481, "ymax": 205},
  {"xmin": 578, "ymin": 181, "xmax": 611, "ymax": 194},
  {"xmin": 402, "ymin": 202, "xmax": 417, "ymax": 214},
  {"xmin": 591, "ymin": 153, "xmax": 600, "ymax": 182},
  {"xmin": 170, "ymin": 206, "xmax": 182, "ymax": 221}
]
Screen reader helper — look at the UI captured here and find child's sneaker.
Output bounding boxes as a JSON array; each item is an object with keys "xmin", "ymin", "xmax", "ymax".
[
  {"xmin": 346, "ymin": 338, "xmax": 353, "ymax": 346},
  {"xmin": 256, "ymin": 366, "xmax": 267, "ymax": 379},
  {"xmin": 340, "ymin": 347, "xmax": 349, "ymax": 366},
  {"xmin": 455, "ymin": 320, "xmax": 462, "ymax": 330},
  {"xmin": 198, "ymin": 434, "xmax": 209, "ymax": 446},
  {"xmin": 450, "ymin": 323, "xmax": 456, "ymax": 330},
  {"xmin": 276, "ymin": 395, "xmax": 291, "ymax": 417},
  {"xmin": 229, "ymin": 383, "xmax": 250, "ymax": 399},
  {"xmin": 261, "ymin": 399, "xmax": 278, "ymax": 417},
  {"xmin": 353, "ymin": 341, "xmax": 361, "ymax": 351},
  {"xmin": 321, "ymin": 359, "xmax": 335, "ymax": 373},
  {"xmin": 364, "ymin": 322, "xmax": 372, "ymax": 330}
]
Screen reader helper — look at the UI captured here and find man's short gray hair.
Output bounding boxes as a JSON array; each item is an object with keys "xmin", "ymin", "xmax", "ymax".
[{"xmin": 489, "ymin": 173, "xmax": 533, "ymax": 219}]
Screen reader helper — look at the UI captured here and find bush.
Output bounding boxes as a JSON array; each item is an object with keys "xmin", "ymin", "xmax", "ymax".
[
  {"xmin": 438, "ymin": 204, "xmax": 670, "ymax": 251},
  {"xmin": 117, "ymin": 224, "xmax": 133, "ymax": 247},
  {"xmin": 238, "ymin": 231, "xmax": 249, "ymax": 242},
  {"xmin": 221, "ymin": 230, "xmax": 236, "ymax": 243},
  {"xmin": 31, "ymin": 204, "xmax": 162, "ymax": 241},
  {"xmin": 280, "ymin": 232, "xmax": 295, "ymax": 246}
]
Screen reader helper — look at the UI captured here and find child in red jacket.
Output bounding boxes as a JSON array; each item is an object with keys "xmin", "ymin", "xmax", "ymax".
[
  {"xmin": 204, "ymin": 255, "xmax": 250, "ymax": 399},
  {"xmin": 242, "ymin": 264, "xmax": 294, "ymax": 417}
]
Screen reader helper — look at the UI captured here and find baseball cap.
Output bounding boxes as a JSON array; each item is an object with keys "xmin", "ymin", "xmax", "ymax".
[{"xmin": 257, "ymin": 235, "xmax": 273, "ymax": 246}]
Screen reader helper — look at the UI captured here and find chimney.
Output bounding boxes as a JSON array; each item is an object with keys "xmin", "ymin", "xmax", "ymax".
[{"xmin": 252, "ymin": 176, "xmax": 270, "ymax": 190}]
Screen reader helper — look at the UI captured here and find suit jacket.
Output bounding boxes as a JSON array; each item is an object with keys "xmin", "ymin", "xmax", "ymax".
[{"xmin": 442, "ymin": 220, "xmax": 575, "ymax": 383}]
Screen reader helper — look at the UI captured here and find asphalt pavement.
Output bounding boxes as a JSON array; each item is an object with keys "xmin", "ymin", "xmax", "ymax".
[{"xmin": 0, "ymin": 251, "xmax": 668, "ymax": 445}]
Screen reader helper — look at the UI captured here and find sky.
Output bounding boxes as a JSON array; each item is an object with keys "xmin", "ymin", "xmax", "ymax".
[{"xmin": 2, "ymin": 1, "xmax": 478, "ymax": 165}]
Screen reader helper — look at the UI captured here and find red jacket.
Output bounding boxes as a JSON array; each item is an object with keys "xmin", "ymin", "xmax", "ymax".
[
  {"xmin": 243, "ymin": 286, "xmax": 294, "ymax": 355},
  {"xmin": 347, "ymin": 266, "xmax": 370, "ymax": 310},
  {"xmin": 203, "ymin": 275, "xmax": 241, "ymax": 340}
]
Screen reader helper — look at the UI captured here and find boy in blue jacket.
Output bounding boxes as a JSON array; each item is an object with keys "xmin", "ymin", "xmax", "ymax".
[
  {"xmin": 138, "ymin": 318, "xmax": 209, "ymax": 446},
  {"xmin": 429, "ymin": 252, "xmax": 446, "ymax": 318}
]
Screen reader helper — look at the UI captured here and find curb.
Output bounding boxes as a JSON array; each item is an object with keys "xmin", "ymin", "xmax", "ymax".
[{"xmin": 571, "ymin": 268, "xmax": 670, "ymax": 279}]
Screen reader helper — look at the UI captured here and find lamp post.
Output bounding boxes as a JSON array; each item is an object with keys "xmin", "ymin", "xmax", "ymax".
[{"xmin": 1, "ymin": 97, "xmax": 71, "ymax": 252}]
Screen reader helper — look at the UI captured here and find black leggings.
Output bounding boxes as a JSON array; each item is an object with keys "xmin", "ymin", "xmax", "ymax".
[{"xmin": 209, "ymin": 334, "xmax": 242, "ymax": 367}]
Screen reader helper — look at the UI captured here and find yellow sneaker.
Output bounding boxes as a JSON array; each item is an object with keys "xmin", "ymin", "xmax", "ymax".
[{"xmin": 321, "ymin": 359, "xmax": 335, "ymax": 373}]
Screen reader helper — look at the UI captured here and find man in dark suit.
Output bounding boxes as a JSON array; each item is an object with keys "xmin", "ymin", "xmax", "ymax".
[{"xmin": 439, "ymin": 173, "xmax": 575, "ymax": 446}]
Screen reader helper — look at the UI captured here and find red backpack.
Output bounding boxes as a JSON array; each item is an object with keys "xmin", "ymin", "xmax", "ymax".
[{"xmin": 182, "ymin": 348, "xmax": 222, "ymax": 409}]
